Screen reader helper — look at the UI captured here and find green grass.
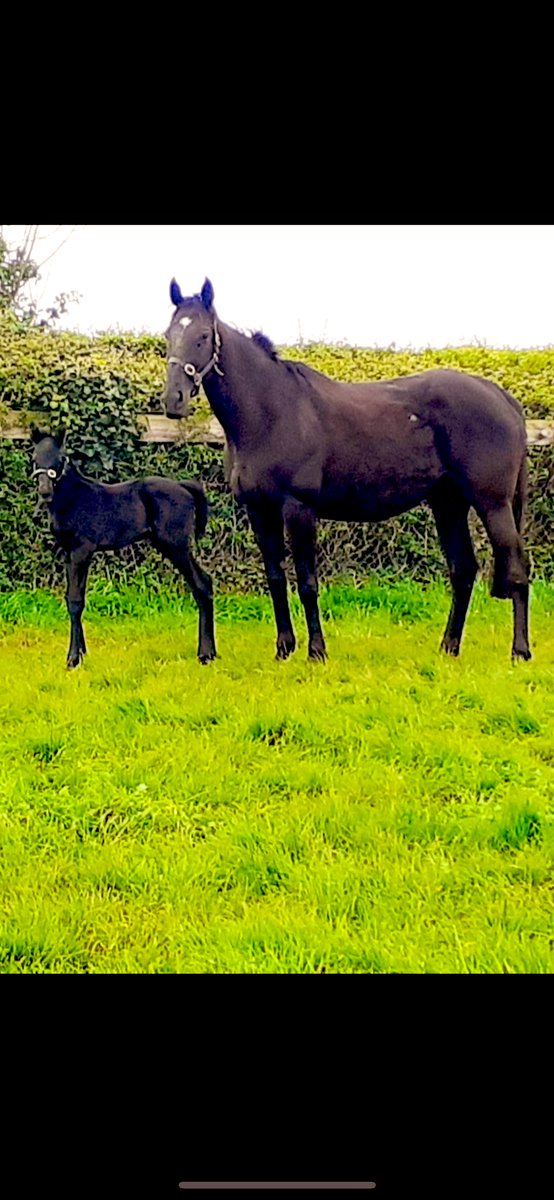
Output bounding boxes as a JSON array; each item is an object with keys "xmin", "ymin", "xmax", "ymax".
[{"xmin": 1, "ymin": 577, "xmax": 554, "ymax": 974}]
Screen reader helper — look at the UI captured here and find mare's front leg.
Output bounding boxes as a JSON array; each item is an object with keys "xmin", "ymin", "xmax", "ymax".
[
  {"xmin": 247, "ymin": 502, "xmax": 296, "ymax": 659},
  {"xmin": 283, "ymin": 497, "xmax": 326, "ymax": 661},
  {"xmin": 66, "ymin": 544, "xmax": 93, "ymax": 669}
]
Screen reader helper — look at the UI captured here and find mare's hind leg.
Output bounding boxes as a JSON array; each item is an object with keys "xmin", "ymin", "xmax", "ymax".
[
  {"xmin": 66, "ymin": 545, "xmax": 93, "ymax": 669},
  {"xmin": 512, "ymin": 591, "xmax": 531, "ymax": 662},
  {"xmin": 429, "ymin": 479, "xmax": 478, "ymax": 657},
  {"xmin": 247, "ymin": 502, "xmax": 296, "ymax": 659},
  {"xmin": 478, "ymin": 502, "xmax": 531, "ymax": 661},
  {"xmin": 159, "ymin": 538, "xmax": 216, "ymax": 663},
  {"xmin": 511, "ymin": 475, "xmax": 532, "ymax": 662},
  {"xmin": 283, "ymin": 498, "xmax": 326, "ymax": 661}
]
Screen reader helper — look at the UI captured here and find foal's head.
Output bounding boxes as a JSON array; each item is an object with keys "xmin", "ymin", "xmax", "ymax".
[
  {"xmin": 162, "ymin": 278, "xmax": 221, "ymax": 419},
  {"xmin": 31, "ymin": 427, "xmax": 67, "ymax": 500}
]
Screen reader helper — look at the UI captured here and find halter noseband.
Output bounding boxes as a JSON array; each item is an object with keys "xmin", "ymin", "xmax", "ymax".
[
  {"xmin": 167, "ymin": 318, "xmax": 224, "ymax": 397},
  {"xmin": 31, "ymin": 467, "xmax": 58, "ymax": 480},
  {"xmin": 31, "ymin": 458, "xmax": 68, "ymax": 485}
]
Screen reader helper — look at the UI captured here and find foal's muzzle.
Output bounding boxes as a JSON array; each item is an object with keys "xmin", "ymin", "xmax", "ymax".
[{"xmin": 32, "ymin": 466, "xmax": 58, "ymax": 499}]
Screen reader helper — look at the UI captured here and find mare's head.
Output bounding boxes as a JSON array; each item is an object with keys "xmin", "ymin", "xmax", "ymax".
[
  {"xmin": 162, "ymin": 277, "xmax": 221, "ymax": 419},
  {"xmin": 30, "ymin": 427, "xmax": 67, "ymax": 500}
]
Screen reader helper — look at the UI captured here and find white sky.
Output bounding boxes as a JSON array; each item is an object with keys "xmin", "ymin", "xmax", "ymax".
[{"xmin": 8, "ymin": 224, "xmax": 554, "ymax": 349}]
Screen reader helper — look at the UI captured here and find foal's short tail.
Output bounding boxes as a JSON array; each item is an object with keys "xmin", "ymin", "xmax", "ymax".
[{"xmin": 180, "ymin": 480, "xmax": 209, "ymax": 540}]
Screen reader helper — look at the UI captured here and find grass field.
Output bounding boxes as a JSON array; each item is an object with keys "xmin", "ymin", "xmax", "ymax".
[{"xmin": 1, "ymin": 577, "xmax": 553, "ymax": 973}]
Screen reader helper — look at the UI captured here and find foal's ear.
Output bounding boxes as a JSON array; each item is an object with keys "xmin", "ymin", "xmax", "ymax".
[
  {"xmin": 54, "ymin": 426, "xmax": 67, "ymax": 448},
  {"xmin": 30, "ymin": 425, "xmax": 49, "ymax": 444},
  {"xmin": 170, "ymin": 278, "xmax": 184, "ymax": 307},
  {"xmin": 201, "ymin": 278, "xmax": 214, "ymax": 312}
]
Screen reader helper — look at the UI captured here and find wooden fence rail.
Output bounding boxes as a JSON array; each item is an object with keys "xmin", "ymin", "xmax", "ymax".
[
  {"xmin": 0, "ymin": 414, "xmax": 226, "ymax": 446},
  {"xmin": 2, "ymin": 414, "xmax": 554, "ymax": 448}
]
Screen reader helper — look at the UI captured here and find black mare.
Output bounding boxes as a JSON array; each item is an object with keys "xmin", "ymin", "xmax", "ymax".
[{"xmin": 161, "ymin": 278, "xmax": 531, "ymax": 664}]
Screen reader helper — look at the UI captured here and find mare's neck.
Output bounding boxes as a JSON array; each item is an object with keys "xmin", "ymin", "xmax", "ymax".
[{"xmin": 202, "ymin": 322, "xmax": 284, "ymax": 448}]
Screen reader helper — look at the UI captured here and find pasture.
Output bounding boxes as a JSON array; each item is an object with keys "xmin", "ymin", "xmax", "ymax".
[{"xmin": 1, "ymin": 577, "xmax": 553, "ymax": 973}]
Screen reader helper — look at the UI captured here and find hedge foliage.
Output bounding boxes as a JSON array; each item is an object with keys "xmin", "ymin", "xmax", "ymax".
[{"xmin": 2, "ymin": 311, "xmax": 554, "ymax": 592}]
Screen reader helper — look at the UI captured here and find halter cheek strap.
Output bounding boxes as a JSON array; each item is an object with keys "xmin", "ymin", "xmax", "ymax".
[{"xmin": 168, "ymin": 318, "xmax": 224, "ymax": 396}]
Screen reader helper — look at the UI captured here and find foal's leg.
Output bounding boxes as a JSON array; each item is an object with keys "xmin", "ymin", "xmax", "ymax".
[
  {"xmin": 181, "ymin": 553, "xmax": 217, "ymax": 664},
  {"xmin": 247, "ymin": 502, "xmax": 296, "ymax": 659},
  {"xmin": 429, "ymin": 479, "xmax": 478, "ymax": 657},
  {"xmin": 158, "ymin": 538, "xmax": 216, "ymax": 663},
  {"xmin": 283, "ymin": 498, "xmax": 326, "ymax": 661},
  {"xmin": 478, "ymin": 501, "xmax": 532, "ymax": 661},
  {"xmin": 66, "ymin": 545, "xmax": 93, "ymax": 669}
]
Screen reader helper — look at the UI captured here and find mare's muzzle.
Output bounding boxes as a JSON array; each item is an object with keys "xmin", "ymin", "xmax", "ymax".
[{"xmin": 162, "ymin": 360, "xmax": 199, "ymax": 419}]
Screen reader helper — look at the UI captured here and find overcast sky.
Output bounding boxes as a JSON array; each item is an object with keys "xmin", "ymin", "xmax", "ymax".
[{"xmin": 9, "ymin": 224, "xmax": 554, "ymax": 350}]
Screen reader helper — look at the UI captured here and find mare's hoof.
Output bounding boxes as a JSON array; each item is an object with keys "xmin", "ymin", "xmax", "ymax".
[
  {"xmin": 276, "ymin": 636, "xmax": 296, "ymax": 660},
  {"xmin": 512, "ymin": 648, "xmax": 532, "ymax": 662},
  {"xmin": 440, "ymin": 638, "xmax": 461, "ymax": 657}
]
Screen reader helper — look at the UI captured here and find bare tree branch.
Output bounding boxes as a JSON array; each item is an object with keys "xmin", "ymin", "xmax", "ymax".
[
  {"xmin": 36, "ymin": 227, "xmax": 78, "ymax": 269},
  {"xmin": 0, "ymin": 224, "xmax": 80, "ymax": 326}
]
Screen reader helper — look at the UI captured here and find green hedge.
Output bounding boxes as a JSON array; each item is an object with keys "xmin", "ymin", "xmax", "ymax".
[{"xmin": 2, "ymin": 311, "xmax": 554, "ymax": 592}]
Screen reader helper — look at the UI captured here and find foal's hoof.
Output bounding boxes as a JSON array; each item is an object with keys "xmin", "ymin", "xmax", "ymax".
[
  {"xmin": 66, "ymin": 656, "xmax": 82, "ymax": 670},
  {"xmin": 308, "ymin": 641, "xmax": 327, "ymax": 663},
  {"xmin": 276, "ymin": 634, "xmax": 296, "ymax": 660},
  {"xmin": 198, "ymin": 651, "xmax": 217, "ymax": 665},
  {"xmin": 512, "ymin": 648, "xmax": 532, "ymax": 663}
]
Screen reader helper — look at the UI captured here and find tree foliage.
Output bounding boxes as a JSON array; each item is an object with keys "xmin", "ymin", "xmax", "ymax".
[{"xmin": 0, "ymin": 225, "xmax": 79, "ymax": 328}]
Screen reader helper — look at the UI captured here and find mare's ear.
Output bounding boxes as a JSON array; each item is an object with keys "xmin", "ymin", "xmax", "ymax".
[
  {"xmin": 54, "ymin": 427, "xmax": 67, "ymax": 448},
  {"xmin": 170, "ymin": 278, "xmax": 184, "ymax": 307},
  {"xmin": 201, "ymin": 278, "xmax": 214, "ymax": 312}
]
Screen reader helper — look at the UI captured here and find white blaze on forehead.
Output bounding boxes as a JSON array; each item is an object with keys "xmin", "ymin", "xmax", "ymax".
[{"xmin": 179, "ymin": 316, "xmax": 192, "ymax": 329}]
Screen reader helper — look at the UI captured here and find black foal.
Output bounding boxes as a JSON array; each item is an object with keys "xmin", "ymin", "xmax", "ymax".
[{"xmin": 31, "ymin": 428, "xmax": 217, "ymax": 668}]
